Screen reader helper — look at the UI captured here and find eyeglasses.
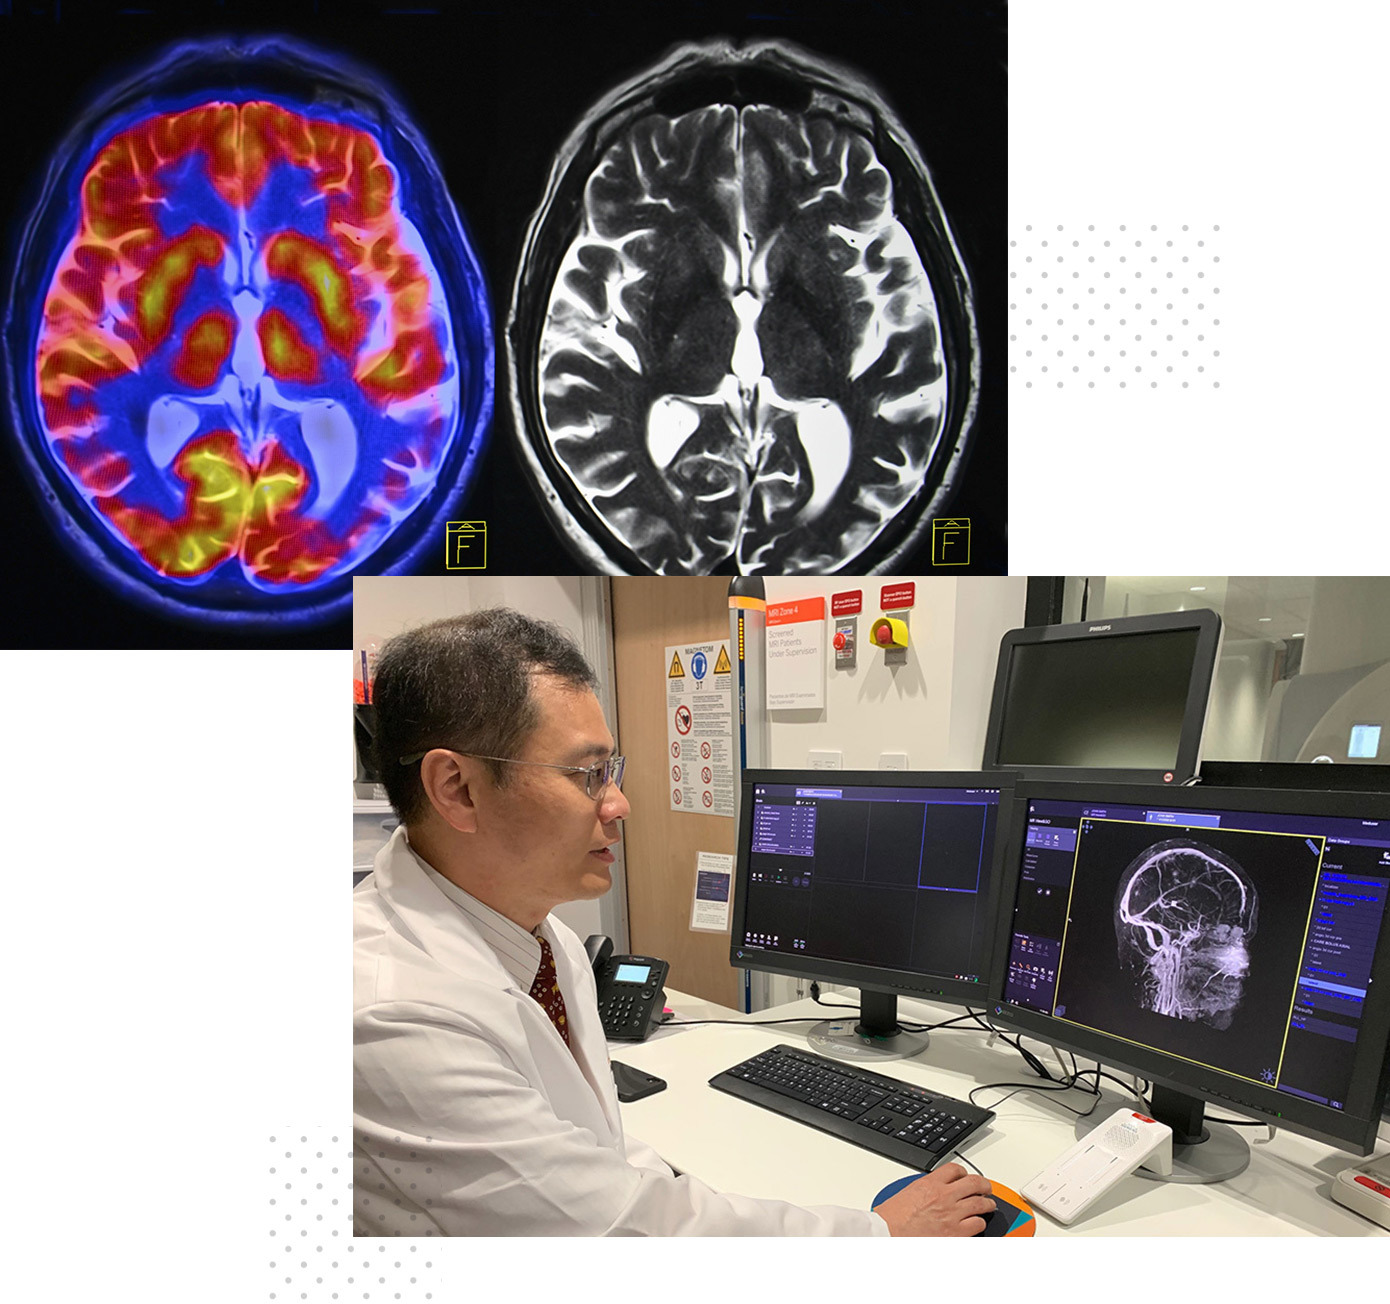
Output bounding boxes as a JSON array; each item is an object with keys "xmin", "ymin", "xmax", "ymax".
[{"xmin": 399, "ymin": 748, "xmax": 626, "ymax": 800}]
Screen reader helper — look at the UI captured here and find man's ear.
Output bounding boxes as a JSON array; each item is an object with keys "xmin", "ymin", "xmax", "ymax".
[{"xmin": 419, "ymin": 749, "xmax": 481, "ymax": 834}]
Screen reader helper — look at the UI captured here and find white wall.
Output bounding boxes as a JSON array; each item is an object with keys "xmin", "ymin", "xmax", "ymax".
[
  {"xmin": 352, "ymin": 575, "xmax": 587, "ymax": 652},
  {"xmin": 761, "ymin": 577, "xmax": 1027, "ymax": 772},
  {"xmin": 947, "ymin": 578, "xmax": 1032, "ymax": 769},
  {"xmin": 1204, "ymin": 638, "xmax": 1278, "ymax": 761},
  {"xmin": 352, "ymin": 575, "xmax": 609, "ymax": 941},
  {"xmin": 1302, "ymin": 578, "xmax": 1390, "ymax": 675}
]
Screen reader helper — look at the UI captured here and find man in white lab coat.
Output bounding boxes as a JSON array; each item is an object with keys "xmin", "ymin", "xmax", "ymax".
[{"xmin": 353, "ymin": 608, "xmax": 997, "ymax": 1235}]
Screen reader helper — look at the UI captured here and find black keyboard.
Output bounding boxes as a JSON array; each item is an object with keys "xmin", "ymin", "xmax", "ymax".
[{"xmin": 709, "ymin": 1044, "xmax": 994, "ymax": 1170}]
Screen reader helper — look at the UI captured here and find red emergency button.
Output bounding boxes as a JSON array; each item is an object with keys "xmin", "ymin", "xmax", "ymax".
[
  {"xmin": 1355, "ymin": 1174, "xmax": 1390, "ymax": 1197},
  {"xmin": 875, "ymin": 623, "xmax": 893, "ymax": 645},
  {"xmin": 833, "ymin": 631, "xmax": 846, "ymax": 650}
]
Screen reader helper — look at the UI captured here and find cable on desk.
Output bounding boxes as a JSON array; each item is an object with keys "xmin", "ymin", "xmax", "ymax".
[
  {"xmin": 1080, "ymin": 1062, "xmax": 1151, "ymax": 1099},
  {"xmin": 663, "ymin": 1015, "xmax": 856, "ymax": 1028},
  {"xmin": 670, "ymin": 992, "xmax": 1002, "ymax": 1038},
  {"xmin": 804, "ymin": 984, "xmax": 1001, "ymax": 1038},
  {"xmin": 949, "ymin": 1149, "xmax": 983, "ymax": 1176},
  {"xmin": 967, "ymin": 1051, "xmax": 1151, "ymax": 1120},
  {"xmin": 897, "ymin": 1009, "xmax": 993, "ymax": 1034},
  {"xmin": 973, "ymin": 1014, "xmax": 1149, "ymax": 1102},
  {"xmin": 976, "ymin": 1018, "xmax": 1059, "ymax": 1082},
  {"xmin": 969, "ymin": 1076, "xmax": 1106, "ymax": 1119}
]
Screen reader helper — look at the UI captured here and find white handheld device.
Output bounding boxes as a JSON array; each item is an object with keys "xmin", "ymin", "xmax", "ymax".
[
  {"xmin": 1330, "ymin": 1153, "xmax": 1390, "ymax": 1230},
  {"xmin": 1022, "ymin": 1108, "xmax": 1174, "ymax": 1225}
]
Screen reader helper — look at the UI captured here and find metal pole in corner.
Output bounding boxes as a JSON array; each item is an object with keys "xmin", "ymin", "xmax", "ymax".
[{"xmin": 729, "ymin": 578, "xmax": 768, "ymax": 1013}]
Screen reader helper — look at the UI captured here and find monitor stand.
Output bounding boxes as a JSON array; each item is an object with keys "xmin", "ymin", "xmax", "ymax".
[
  {"xmin": 806, "ymin": 989, "xmax": 929, "ymax": 1065},
  {"xmin": 1075, "ymin": 1083, "xmax": 1251, "ymax": 1184}
]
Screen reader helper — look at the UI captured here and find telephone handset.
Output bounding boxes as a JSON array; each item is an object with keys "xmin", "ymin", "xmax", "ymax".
[{"xmin": 585, "ymin": 935, "xmax": 670, "ymax": 1041}]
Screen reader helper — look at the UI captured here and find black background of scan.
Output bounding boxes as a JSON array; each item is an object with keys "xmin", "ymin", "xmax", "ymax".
[
  {"xmin": 0, "ymin": 0, "xmax": 1004, "ymax": 647},
  {"xmin": 1054, "ymin": 819, "xmax": 1322, "ymax": 1085}
]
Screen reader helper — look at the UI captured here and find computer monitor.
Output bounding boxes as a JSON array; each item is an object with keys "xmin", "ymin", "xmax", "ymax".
[
  {"xmin": 982, "ymin": 609, "xmax": 1223, "ymax": 785},
  {"xmin": 990, "ymin": 780, "xmax": 1390, "ymax": 1183},
  {"xmin": 730, "ymin": 770, "xmax": 1012, "ymax": 1064}
]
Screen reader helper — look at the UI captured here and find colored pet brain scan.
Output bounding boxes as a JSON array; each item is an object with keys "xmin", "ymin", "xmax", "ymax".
[
  {"xmin": 2, "ymin": 37, "xmax": 492, "ymax": 625},
  {"xmin": 508, "ymin": 39, "xmax": 977, "ymax": 575}
]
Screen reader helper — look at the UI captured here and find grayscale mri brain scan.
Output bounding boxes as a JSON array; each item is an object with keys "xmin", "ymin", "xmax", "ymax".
[{"xmin": 507, "ymin": 38, "xmax": 977, "ymax": 574}]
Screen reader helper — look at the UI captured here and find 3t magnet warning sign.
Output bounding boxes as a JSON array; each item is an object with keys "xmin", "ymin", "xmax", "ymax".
[{"xmin": 664, "ymin": 638, "xmax": 734, "ymax": 817}]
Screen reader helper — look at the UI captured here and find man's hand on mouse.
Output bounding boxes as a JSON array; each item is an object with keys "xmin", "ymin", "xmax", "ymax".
[{"xmin": 875, "ymin": 1162, "xmax": 997, "ymax": 1236}]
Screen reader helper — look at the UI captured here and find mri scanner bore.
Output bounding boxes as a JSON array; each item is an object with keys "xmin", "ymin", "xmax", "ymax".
[
  {"xmin": 508, "ymin": 38, "xmax": 977, "ymax": 575},
  {"xmin": 3, "ymin": 36, "xmax": 492, "ymax": 627}
]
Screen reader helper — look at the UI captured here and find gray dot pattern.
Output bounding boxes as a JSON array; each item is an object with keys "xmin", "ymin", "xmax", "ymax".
[
  {"xmin": 1009, "ymin": 225, "xmax": 1222, "ymax": 389},
  {"xmin": 267, "ymin": 1132, "xmax": 438, "ymax": 1301}
]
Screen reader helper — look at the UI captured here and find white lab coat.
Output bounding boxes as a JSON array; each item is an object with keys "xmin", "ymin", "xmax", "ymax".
[{"xmin": 353, "ymin": 826, "xmax": 887, "ymax": 1235}]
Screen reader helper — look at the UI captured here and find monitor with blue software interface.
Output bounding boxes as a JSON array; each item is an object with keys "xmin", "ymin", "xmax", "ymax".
[
  {"xmin": 731, "ymin": 769, "xmax": 1012, "ymax": 1062},
  {"xmin": 990, "ymin": 780, "xmax": 1390, "ymax": 1181}
]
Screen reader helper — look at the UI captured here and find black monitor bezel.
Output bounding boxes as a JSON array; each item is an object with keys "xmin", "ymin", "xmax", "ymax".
[
  {"xmin": 981, "ymin": 608, "xmax": 1224, "ymax": 785},
  {"xmin": 987, "ymin": 779, "xmax": 1390, "ymax": 1155},
  {"xmin": 730, "ymin": 768, "xmax": 1014, "ymax": 1009}
]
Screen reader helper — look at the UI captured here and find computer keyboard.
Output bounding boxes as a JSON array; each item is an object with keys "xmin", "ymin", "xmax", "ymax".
[{"xmin": 709, "ymin": 1043, "xmax": 994, "ymax": 1170}]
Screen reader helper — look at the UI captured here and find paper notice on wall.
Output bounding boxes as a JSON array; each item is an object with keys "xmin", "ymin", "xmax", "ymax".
[
  {"xmin": 691, "ymin": 851, "xmax": 734, "ymax": 932},
  {"xmin": 766, "ymin": 596, "xmax": 826, "ymax": 709},
  {"xmin": 666, "ymin": 639, "xmax": 735, "ymax": 816}
]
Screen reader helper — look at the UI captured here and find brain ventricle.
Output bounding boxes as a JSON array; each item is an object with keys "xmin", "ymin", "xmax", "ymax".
[
  {"xmin": 35, "ymin": 99, "xmax": 457, "ymax": 587},
  {"xmin": 529, "ymin": 68, "xmax": 958, "ymax": 574}
]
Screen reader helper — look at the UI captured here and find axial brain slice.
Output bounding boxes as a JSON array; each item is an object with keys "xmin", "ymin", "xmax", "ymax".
[
  {"xmin": 1113, "ymin": 839, "xmax": 1259, "ymax": 1030},
  {"xmin": 520, "ymin": 41, "xmax": 969, "ymax": 574},
  {"xmin": 33, "ymin": 95, "xmax": 461, "ymax": 595}
]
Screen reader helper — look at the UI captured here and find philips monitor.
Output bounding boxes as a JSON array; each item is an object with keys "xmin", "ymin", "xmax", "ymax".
[
  {"xmin": 982, "ymin": 609, "xmax": 1223, "ymax": 785},
  {"xmin": 730, "ymin": 770, "xmax": 1012, "ymax": 1064},
  {"xmin": 990, "ymin": 781, "xmax": 1390, "ymax": 1183}
]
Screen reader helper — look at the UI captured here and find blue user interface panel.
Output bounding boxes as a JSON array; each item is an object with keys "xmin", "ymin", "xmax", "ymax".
[
  {"xmin": 1005, "ymin": 795, "xmax": 1390, "ymax": 1114},
  {"xmin": 742, "ymin": 781, "xmax": 1004, "ymax": 985}
]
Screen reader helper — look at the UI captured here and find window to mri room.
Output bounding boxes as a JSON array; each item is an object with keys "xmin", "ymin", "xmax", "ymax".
[{"xmin": 1058, "ymin": 577, "xmax": 1390, "ymax": 766}]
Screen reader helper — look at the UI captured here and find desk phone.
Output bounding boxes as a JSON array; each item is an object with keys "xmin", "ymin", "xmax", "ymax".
[{"xmin": 586, "ymin": 935, "xmax": 669, "ymax": 1040}]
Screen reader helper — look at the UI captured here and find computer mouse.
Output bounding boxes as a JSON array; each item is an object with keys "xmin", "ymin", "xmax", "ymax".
[{"xmin": 871, "ymin": 1174, "xmax": 1035, "ymax": 1236}]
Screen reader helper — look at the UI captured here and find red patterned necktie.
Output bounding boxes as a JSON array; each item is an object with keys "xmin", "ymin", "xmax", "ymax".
[{"xmin": 528, "ymin": 935, "xmax": 571, "ymax": 1049}]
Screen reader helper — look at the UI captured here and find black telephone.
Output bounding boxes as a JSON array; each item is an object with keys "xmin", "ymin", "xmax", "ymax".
[{"xmin": 585, "ymin": 935, "xmax": 670, "ymax": 1041}]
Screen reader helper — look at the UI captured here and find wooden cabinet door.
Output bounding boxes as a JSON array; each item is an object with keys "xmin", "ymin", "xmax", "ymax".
[{"xmin": 611, "ymin": 578, "xmax": 740, "ymax": 1007}]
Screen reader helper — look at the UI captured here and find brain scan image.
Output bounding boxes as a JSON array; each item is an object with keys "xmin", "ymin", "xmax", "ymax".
[
  {"xmin": 1114, "ymin": 838, "xmax": 1260, "ymax": 1031},
  {"xmin": 507, "ymin": 38, "xmax": 977, "ymax": 574},
  {"xmin": 2, "ymin": 36, "xmax": 492, "ymax": 627}
]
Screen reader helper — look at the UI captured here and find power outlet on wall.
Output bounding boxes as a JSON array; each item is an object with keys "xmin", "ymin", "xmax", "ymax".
[
  {"xmin": 809, "ymin": 750, "xmax": 843, "ymax": 770},
  {"xmin": 879, "ymin": 752, "xmax": 909, "ymax": 770}
]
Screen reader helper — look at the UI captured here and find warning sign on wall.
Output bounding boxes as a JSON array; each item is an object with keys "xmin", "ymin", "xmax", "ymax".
[{"xmin": 665, "ymin": 638, "xmax": 734, "ymax": 817}]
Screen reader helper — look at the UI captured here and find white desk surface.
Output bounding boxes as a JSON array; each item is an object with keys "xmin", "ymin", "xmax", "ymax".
[{"xmin": 612, "ymin": 990, "xmax": 1389, "ymax": 1237}]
